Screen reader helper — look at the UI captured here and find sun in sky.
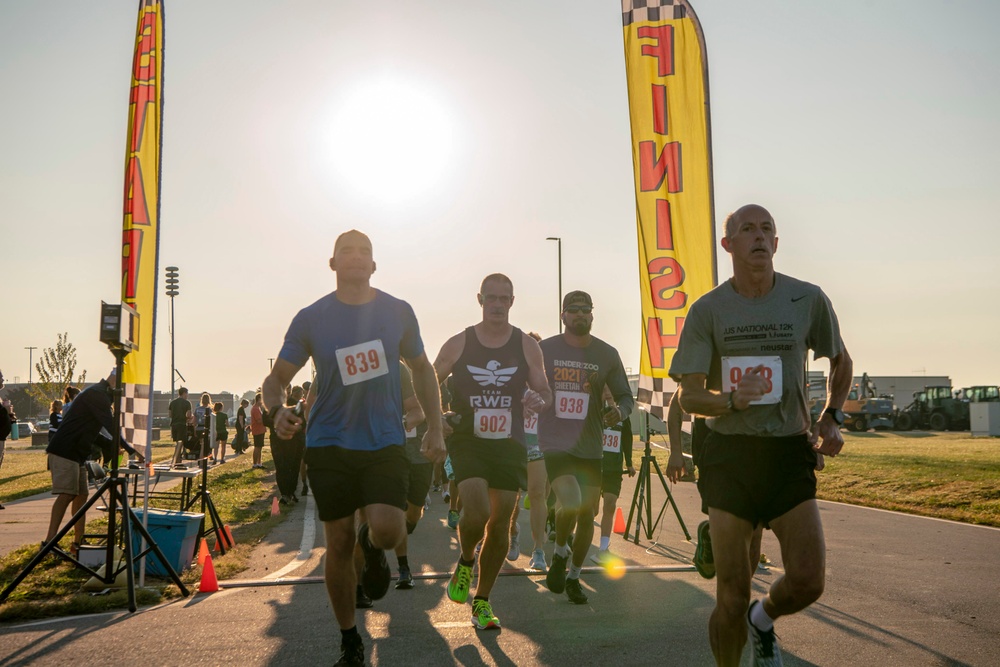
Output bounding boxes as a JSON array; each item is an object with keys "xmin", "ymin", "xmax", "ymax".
[{"xmin": 323, "ymin": 75, "xmax": 460, "ymax": 211}]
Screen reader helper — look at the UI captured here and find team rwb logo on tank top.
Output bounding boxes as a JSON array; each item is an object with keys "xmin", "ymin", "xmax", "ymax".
[{"xmin": 467, "ymin": 361, "xmax": 519, "ymax": 387}]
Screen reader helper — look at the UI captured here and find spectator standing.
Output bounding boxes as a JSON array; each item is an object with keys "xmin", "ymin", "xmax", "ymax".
[
  {"xmin": 250, "ymin": 393, "xmax": 267, "ymax": 469},
  {"xmin": 0, "ymin": 371, "xmax": 10, "ymax": 509},
  {"xmin": 194, "ymin": 393, "xmax": 213, "ymax": 461},
  {"xmin": 213, "ymin": 402, "xmax": 229, "ymax": 463},
  {"xmin": 168, "ymin": 387, "xmax": 193, "ymax": 465},
  {"xmin": 234, "ymin": 399, "xmax": 250, "ymax": 455}
]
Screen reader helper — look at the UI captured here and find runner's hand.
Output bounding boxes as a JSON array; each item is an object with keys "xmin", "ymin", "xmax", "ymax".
[
  {"xmin": 626, "ymin": 464, "xmax": 636, "ymax": 478},
  {"xmin": 420, "ymin": 429, "xmax": 447, "ymax": 464},
  {"xmin": 733, "ymin": 365, "xmax": 769, "ymax": 409},
  {"xmin": 666, "ymin": 450, "xmax": 685, "ymax": 483},
  {"xmin": 273, "ymin": 406, "xmax": 303, "ymax": 439},
  {"xmin": 810, "ymin": 414, "xmax": 844, "ymax": 457},
  {"xmin": 522, "ymin": 390, "xmax": 546, "ymax": 414},
  {"xmin": 602, "ymin": 405, "xmax": 622, "ymax": 427}
]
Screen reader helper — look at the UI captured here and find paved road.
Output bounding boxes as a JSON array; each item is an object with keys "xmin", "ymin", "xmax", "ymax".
[{"xmin": 1, "ymin": 473, "xmax": 998, "ymax": 666}]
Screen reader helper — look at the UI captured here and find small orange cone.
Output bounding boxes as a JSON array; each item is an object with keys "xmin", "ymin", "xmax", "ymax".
[
  {"xmin": 199, "ymin": 553, "xmax": 220, "ymax": 593},
  {"xmin": 197, "ymin": 538, "xmax": 210, "ymax": 566},
  {"xmin": 224, "ymin": 525, "xmax": 235, "ymax": 546},
  {"xmin": 271, "ymin": 496, "xmax": 280, "ymax": 516},
  {"xmin": 213, "ymin": 535, "xmax": 223, "ymax": 553},
  {"xmin": 612, "ymin": 507, "xmax": 626, "ymax": 535}
]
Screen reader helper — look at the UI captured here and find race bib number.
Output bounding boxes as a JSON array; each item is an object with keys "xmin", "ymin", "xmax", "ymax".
[
  {"xmin": 474, "ymin": 408, "xmax": 512, "ymax": 439},
  {"xmin": 602, "ymin": 428, "xmax": 621, "ymax": 453},
  {"xmin": 555, "ymin": 391, "xmax": 589, "ymax": 419},
  {"xmin": 721, "ymin": 356, "xmax": 783, "ymax": 405},
  {"xmin": 523, "ymin": 411, "xmax": 538, "ymax": 435},
  {"xmin": 336, "ymin": 340, "xmax": 389, "ymax": 386}
]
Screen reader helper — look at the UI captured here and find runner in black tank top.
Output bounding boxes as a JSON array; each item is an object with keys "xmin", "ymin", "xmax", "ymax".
[{"xmin": 432, "ymin": 273, "xmax": 551, "ymax": 631}]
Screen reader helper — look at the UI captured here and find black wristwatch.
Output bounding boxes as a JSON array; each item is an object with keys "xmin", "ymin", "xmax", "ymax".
[{"xmin": 823, "ymin": 407, "xmax": 846, "ymax": 426}]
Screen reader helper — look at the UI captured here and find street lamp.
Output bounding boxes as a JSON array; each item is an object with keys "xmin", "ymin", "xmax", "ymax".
[
  {"xmin": 165, "ymin": 266, "xmax": 180, "ymax": 396},
  {"xmin": 545, "ymin": 237, "xmax": 562, "ymax": 333},
  {"xmin": 25, "ymin": 346, "xmax": 36, "ymax": 418}
]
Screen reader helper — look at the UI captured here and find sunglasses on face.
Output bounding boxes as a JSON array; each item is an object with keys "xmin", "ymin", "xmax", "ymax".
[{"xmin": 564, "ymin": 307, "xmax": 592, "ymax": 314}]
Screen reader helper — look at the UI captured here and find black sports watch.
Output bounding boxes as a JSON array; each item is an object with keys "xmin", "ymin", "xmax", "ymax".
[{"xmin": 823, "ymin": 407, "xmax": 846, "ymax": 426}]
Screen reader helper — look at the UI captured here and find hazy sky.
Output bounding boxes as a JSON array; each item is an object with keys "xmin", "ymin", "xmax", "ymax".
[{"xmin": 1, "ymin": 0, "xmax": 998, "ymax": 402}]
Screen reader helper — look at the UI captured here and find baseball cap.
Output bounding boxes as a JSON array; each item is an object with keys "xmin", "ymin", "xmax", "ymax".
[{"xmin": 562, "ymin": 290, "xmax": 593, "ymax": 310}]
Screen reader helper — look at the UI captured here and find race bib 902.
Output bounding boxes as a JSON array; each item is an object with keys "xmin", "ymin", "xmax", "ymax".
[
  {"xmin": 721, "ymin": 356, "xmax": 782, "ymax": 405},
  {"xmin": 336, "ymin": 339, "xmax": 389, "ymax": 386},
  {"xmin": 474, "ymin": 408, "xmax": 512, "ymax": 439}
]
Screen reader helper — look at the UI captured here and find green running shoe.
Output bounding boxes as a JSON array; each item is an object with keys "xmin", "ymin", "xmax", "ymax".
[
  {"xmin": 471, "ymin": 598, "xmax": 500, "ymax": 630},
  {"xmin": 447, "ymin": 509, "xmax": 460, "ymax": 530},
  {"xmin": 693, "ymin": 520, "xmax": 716, "ymax": 579},
  {"xmin": 448, "ymin": 561, "xmax": 473, "ymax": 603}
]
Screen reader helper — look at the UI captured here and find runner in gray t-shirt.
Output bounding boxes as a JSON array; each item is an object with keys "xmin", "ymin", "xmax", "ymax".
[
  {"xmin": 669, "ymin": 204, "xmax": 853, "ymax": 667},
  {"xmin": 538, "ymin": 290, "xmax": 634, "ymax": 606}
]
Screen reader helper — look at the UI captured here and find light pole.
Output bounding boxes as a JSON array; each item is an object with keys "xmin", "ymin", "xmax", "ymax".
[
  {"xmin": 25, "ymin": 346, "xmax": 36, "ymax": 418},
  {"xmin": 546, "ymin": 237, "xmax": 562, "ymax": 333},
  {"xmin": 165, "ymin": 267, "xmax": 180, "ymax": 396}
]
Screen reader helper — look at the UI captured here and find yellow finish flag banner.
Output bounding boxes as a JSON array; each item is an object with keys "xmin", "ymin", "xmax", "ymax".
[
  {"xmin": 120, "ymin": 0, "xmax": 164, "ymax": 453},
  {"xmin": 622, "ymin": 0, "xmax": 716, "ymax": 418}
]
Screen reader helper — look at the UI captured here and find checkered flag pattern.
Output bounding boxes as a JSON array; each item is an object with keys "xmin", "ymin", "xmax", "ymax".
[
  {"xmin": 637, "ymin": 374, "xmax": 670, "ymax": 420},
  {"xmin": 121, "ymin": 382, "xmax": 151, "ymax": 448},
  {"xmin": 622, "ymin": 0, "xmax": 687, "ymax": 26}
]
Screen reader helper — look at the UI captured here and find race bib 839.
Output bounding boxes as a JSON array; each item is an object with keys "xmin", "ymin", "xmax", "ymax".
[
  {"xmin": 720, "ymin": 356, "xmax": 782, "ymax": 405},
  {"xmin": 336, "ymin": 339, "xmax": 389, "ymax": 386}
]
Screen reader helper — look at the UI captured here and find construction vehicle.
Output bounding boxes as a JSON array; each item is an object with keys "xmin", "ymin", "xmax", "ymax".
[
  {"xmin": 895, "ymin": 385, "xmax": 969, "ymax": 431},
  {"xmin": 841, "ymin": 373, "xmax": 896, "ymax": 432}
]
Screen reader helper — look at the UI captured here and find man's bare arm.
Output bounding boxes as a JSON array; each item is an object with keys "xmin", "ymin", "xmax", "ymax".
[
  {"xmin": 406, "ymin": 352, "xmax": 446, "ymax": 462},
  {"xmin": 666, "ymin": 391, "xmax": 686, "ymax": 482},
  {"xmin": 522, "ymin": 333, "xmax": 552, "ymax": 411}
]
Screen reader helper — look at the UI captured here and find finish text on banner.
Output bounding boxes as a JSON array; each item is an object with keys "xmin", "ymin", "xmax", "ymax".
[
  {"xmin": 120, "ymin": 0, "xmax": 164, "ymax": 452},
  {"xmin": 622, "ymin": 0, "xmax": 715, "ymax": 417}
]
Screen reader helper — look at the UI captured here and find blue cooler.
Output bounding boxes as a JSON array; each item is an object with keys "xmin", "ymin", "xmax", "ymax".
[{"xmin": 131, "ymin": 508, "xmax": 204, "ymax": 577}]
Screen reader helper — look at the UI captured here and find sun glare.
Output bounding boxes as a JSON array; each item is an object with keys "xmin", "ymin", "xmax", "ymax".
[{"xmin": 324, "ymin": 77, "xmax": 459, "ymax": 209}]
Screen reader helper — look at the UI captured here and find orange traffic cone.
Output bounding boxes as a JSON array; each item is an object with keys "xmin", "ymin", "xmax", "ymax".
[
  {"xmin": 612, "ymin": 507, "xmax": 626, "ymax": 535},
  {"xmin": 197, "ymin": 538, "xmax": 210, "ymax": 566},
  {"xmin": 199, "ymin": 553, "xmax": 220, "ymax": 593},
  {"xmin": 271, "ymin": 496, "xmax": 280, "ymax": 516},
  {"xmin": 213, "ymin": 535, "xmax": 223, "ymax": 553},
  {"xmin": 224, "ymin": 525, "xmax": 235, "ymax": 546}
]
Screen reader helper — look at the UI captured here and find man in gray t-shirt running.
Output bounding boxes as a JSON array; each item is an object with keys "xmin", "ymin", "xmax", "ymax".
[{"xmin": 670, "ymin": 204, "xmax": 853, "ymax": 667}]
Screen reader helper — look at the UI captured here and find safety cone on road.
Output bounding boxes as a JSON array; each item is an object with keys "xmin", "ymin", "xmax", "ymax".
[
  {"xmin": 197, "ymin": 538, "xmax": 210, "ymax": 566},
  {"xmin": 199, "ymin": 553, "xmax": 220, "ymax": 593},
  {"xmin": 613, "ymin": 507, "xmax": 626, "ymax": 535},
  {"xmin": 271, "ymin": 496, "xmax": 280, "ymax": 516},
  {"xmin": 224, "ymin": 525, "xmax": 235, "ymax": 546}
]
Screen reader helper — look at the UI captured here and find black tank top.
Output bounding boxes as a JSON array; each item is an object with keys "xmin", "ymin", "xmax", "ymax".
[{"xmin": 450, "ymin": 326, "xmax": 529, "ymax": 444}]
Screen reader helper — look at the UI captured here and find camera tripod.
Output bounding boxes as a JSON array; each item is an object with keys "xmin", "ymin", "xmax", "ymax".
[
  {"xmin": 0, "ymin": 347, "xmax": 190, "ymax": 611},
  {"xmin": 186, "ymin": 443, "xmax": 232, "ymax": 555},
  {"xmin": 624, "ymin": 428, "xmax": 691, "ymax": 544}
]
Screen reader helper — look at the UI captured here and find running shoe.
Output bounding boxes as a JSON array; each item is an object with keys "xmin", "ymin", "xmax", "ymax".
[
  {"xmin": 529, "ymin": 548, "xmax": 548, "ymax": 572},
  {"xmin": 442, "ymin": 487, "xmax": 451, "ymax": 503},
  {"xmin": 355, "ymin": 584, "xmax": 373, "ymax": 609},
  {"xmin": 447, "ymin": 509, "xmax": 460, "ymax": 530},
  {"xmin": 395, "ymin": 565, "xmax": 414, "ymax": 590},
  {"xmin": 693, "ymin": 520, "xmax": 716, "ymax": 579},
  {"xmin": 747, "ymin": 600, "xmax": 783, "ymax": 666},
  {"xmin": 471, "ymin": 598, "xmax": 500, "ymax": 630},
  {"xmin": 565, "ymin": 577, "xmax": 588, "ymax": 605},
  {"xmin": 424, "ymin": 493, "xmax": 432, "ymax": 510},
  {"xmin": 358, "ymin": 523, "xmax": 391, "ymax": 600},
  {"xmin": 334, "ymin": 634, "xmax": 365, "ymax": 666},
  {"xmin": 546, "ymin": 552, "xmax": 568, "ymax": 594},
  {"xmin": 447, "ymin": 561, "xmax": 474, "ymax": 604},
  {"xmin": 301, "ymin": 482, "xmax": 308, "ymax": 496},
  {"xmin": 506, "ymin": 527, "xmax": 520, "ymax": 561},
  {"xmin": 590, "ymin": 549, "xmax": 611, "ymax": 565},
  {"xmin": 432, "ymin": 484, "xmax": 441, "ymax": 493}
]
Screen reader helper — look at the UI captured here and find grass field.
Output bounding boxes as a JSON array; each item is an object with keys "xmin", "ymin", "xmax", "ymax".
[{"xmin": 646, "ymin": 430, "xmax": 1000, "ymax": 527}]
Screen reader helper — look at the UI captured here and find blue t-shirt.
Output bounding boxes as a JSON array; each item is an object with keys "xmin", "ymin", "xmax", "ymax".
[{"xmin": 278, "ymin": 289, "xmax": 424, "ymax": 451}]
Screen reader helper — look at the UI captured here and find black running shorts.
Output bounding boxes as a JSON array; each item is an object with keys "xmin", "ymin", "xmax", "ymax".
[
  {"xmin": 406, "ymin": 461, "xmax": 434, "ymax": 507},
  {"xmin": 543, "ymin": 451, "xmax": 602, "ymax": 489},
  {"xmin": 305, "ymin": 444, "xmax": 409, "ymax": 522},
  {"xmin": 600, "ymin": 451, "xmax": 625, "ymax": 497},
  {"xmin": 697, "ymin": 431, "xmax": 817, "ymax": 529},
  {"xmin": 171, "ymin": 424, "xmax": 187, "ymax": 442},
  {"xmin": 447, "ymin": 435, "xmax": 527, "ymax": 492}
]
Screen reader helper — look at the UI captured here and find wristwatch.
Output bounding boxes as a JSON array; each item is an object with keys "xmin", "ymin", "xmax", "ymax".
[{"xmin": 823, "ymin": 407, "xmax": 846, "ymax": 426}]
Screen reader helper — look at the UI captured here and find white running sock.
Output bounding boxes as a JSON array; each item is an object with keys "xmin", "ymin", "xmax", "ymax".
[
  {"xmin": 568, "ymin": 564, "xmax": 582, "ymax": 580},
  {"xmin": 554, "ymin": 543, "xmax": 569, "ymax": 558},
  {"xmin": 750, "ymin": 600, "xmax": 775, "ymax": 631},
  {"xmin": 599, "ymin": 536, "xmax": 610, "ymax": 551}
]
